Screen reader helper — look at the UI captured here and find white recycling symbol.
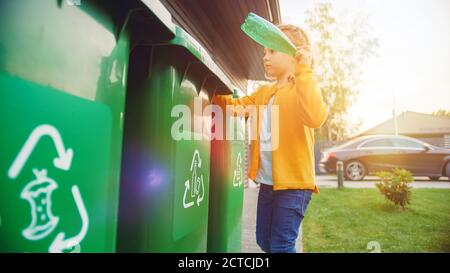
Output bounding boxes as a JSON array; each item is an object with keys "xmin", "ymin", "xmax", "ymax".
[
  {"xmin": 232, "ymin": 152, "xmax": 243, "ymax": 188},
  {"xmin": 8, "ymin": 124, "xmax": 89, "ymax": 253},
  {"xmin": 183, "ymin": 149, "xmax": 205, "ymax": 209}
]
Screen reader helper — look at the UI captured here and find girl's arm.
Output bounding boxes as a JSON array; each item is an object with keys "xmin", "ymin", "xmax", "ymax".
[
  {"xmin": 212, "ymin": 88, "xmax": 261, "ymax": 117},
  {"xmin": 293, "ymin": 63, "xmax": 328, "ymax": 128}
]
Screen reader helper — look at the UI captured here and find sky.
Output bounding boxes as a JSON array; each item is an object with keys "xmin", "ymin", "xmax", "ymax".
[{"xmin": 280, "ymin": 0, "xmax": 450, "ymax": 134}]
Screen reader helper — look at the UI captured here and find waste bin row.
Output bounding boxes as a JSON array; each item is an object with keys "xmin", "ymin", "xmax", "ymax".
[{"xmin": 0, "ymin": 0, "xmax": 246, "ymax": 253}]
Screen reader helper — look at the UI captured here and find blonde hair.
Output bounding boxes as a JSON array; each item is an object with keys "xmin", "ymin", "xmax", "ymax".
[
  {"xmin": 277, "ymin": 24, "xmax": 313, "ymax": 66},
  {"xmin": 264, "ymin": 24, "xmax": 314, "ymax": 82}
]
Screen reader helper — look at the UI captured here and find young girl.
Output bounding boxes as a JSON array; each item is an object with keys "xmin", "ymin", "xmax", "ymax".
[{"xmin": 212, "ymin": 24, "xmax": 328, "ymax": 253}]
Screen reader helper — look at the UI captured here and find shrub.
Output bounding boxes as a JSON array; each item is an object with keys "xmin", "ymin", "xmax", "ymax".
[{"xmin": 375, "ymin": 168, "xmax": 413, "ymax": 210}]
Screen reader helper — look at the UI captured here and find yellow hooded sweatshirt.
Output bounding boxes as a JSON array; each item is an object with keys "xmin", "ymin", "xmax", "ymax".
[{"xmin": 212, "ymin": 64, "xmax": 328, "ymax": 193}]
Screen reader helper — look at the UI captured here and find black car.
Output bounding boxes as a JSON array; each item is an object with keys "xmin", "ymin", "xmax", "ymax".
[{"xmin": 319, "ymin": 135, "xmax": 450, "ymax": 181}]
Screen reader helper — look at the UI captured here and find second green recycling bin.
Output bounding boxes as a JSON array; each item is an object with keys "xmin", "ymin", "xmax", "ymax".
[
  {"xmin": 117, "ymin": 25, "xmax": 235, "ymax": 252},
  {"xmin": 208, "ymin": 91, "xmax": 246, "ymax": 253}
]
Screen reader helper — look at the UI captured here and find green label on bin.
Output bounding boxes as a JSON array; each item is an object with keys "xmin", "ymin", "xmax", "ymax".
[
  {"xmin": 228, "ymin": 116, "xmax": 245, "ymax": 214},
  {"xmin": 173, "ymin": 133, "xmax": 210, "ymax": 240},
  {"xmin": 0, "ymin": 73, "xmax": 113, "ymax": 253}
]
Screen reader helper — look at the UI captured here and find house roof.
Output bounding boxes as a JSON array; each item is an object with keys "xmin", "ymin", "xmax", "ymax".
[
  {"xmin": 359, "ymin": 111, "xmax": 450, "ymax": 136},
  {"xmin": 160, "ymin": 0, "xmax": 281, "ymax": 93}
]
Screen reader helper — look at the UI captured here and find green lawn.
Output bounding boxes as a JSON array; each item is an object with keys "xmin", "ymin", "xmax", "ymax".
[{"xmin": 302, "ymin": 188, "xmax": 450, "ymax": 253}]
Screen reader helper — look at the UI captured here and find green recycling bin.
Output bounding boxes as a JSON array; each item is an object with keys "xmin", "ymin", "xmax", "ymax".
[
  {"xmin": 0, "ymin": 0, "xmax": 131, "ymax": 252},
  {"xmin": 117, "ymin": 25, "xmax": 233, "ymax": 252},
  {"xmin": 208, "ymin": 91, "xmax": 246, "ymax": 253}
]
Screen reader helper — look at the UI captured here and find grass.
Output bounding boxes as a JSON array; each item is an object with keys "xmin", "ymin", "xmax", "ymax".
[{"xmin": 302, "ymin": 188, "xmax": 450, "ymax": 253}]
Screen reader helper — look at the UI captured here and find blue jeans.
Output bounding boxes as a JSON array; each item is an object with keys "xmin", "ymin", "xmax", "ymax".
[{"xmin": 256, "ymin": 183, "xmax": 312, "ymax": 253}]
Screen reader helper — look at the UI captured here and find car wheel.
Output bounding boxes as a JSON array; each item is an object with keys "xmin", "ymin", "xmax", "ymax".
[
  {"xmin": 429, "ymin": 176, "xmax": 440, "ymax": 181},
  {"xmin": 344, "ymin": 160, "xmax": 366, "ymax": 181}
]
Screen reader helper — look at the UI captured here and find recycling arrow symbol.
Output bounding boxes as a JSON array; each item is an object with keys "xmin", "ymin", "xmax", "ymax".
[
  {"xmin": 49, "ymin": 185, "xmax": 89, "ymax": 253},
  {"xmin": 232, "ymin": 152, "xmax": 243, "ymax": 188},
  {"xmin": 183, "ymin": 149, "xmax": 205, "ymax": 209},
  {"xmin": 7, "ymin": 124, "xmax": 89, "ymax": 253},
  {"xmin": 8, "ymin": 124, "xmax": 73, "ymax": 179}
]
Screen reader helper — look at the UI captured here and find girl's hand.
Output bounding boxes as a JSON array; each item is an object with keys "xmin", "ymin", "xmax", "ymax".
[{"xmin": 295, "ymin": 46, "xmax": 312, "ymax": 67}]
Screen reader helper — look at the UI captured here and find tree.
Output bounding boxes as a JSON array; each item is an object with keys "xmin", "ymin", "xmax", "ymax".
[
  {"xmin": 432, "ymin": 109, "xmax": 450, "ymax": 118},
  {"xmin": 304, "ymin": 2, "xmax": 378, "ymax": 143}
]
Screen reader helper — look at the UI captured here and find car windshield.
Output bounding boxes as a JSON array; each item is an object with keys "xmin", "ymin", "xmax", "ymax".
[{"xmin": 333, "ymin": 138, "xmax": 367, "ymax": 149}]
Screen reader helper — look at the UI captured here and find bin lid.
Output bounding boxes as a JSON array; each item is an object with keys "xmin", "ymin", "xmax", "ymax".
[
  {"xmin": 241, "ymin": 12, "xmax": 296, "ymax": 56},
  {"xmin": 170, "ymin": 25, "xmax": 233, "ymax": 93}
]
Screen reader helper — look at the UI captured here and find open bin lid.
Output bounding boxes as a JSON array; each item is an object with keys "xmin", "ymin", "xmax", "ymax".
[
  {"xmin": 168, "ymin": 26, "xmax": 234, "ymax": 95},
  {"xmin": 131, "ymin": 2, "xmax": 234, "ymax": 95}
]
